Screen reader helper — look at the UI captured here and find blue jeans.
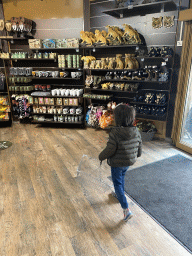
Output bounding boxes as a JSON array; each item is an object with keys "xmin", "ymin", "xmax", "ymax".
[{"xmin": 111, "ymin": 166, "xmax": 129, "ymax": 209}]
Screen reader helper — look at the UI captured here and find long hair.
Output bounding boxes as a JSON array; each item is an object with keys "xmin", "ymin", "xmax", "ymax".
[{"xmin": 114, "ymin": 104, "xmax": 136, "ymax": 127}]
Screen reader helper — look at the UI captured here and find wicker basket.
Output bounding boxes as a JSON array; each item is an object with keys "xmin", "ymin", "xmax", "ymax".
[{"xmin": 140, "ymin": 130, "xmax": 156, "ymax": 141}]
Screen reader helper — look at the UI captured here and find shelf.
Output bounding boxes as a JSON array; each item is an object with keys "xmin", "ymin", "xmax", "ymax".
[
  {"xmin": 89, "ymin": 88, "xmax": 138, "ymax": 93},
  {"xmin": 31, "ymin": 77, "xmax": 81, "ymax": 80},
  {"xmin": 103, "ymin": 79, "xmax": 167, "ymax": 83},
  {"xmin": 32, "ymin": 104, "xmax": 81, "ymax": 107},
  {"xmin": 102, "ymin": 1, "xmax": 177, "ymax": 19},
  {"xmin": 10, "ymin": 58, "xmax": 57, "ymax": 61},
  {"xmin": 89, "ymin": 69, "xmax": 136, "ymax": 72},
  {"xmin": 32, "ymin": 120, "xmax": 83, "ymax": 124},
  {"xmin": 31, "ymin": 48, "xmax": 81, "ymax": 52},
  {"xmin": 31, "ymin": 94, "xmax": 83, "ymax": 98},
  {"xmin": 0, "ymin": 36, "xmax": 33, "ymax": 40},
  {"xmin": 131, "ymin": 102, "xmax": 167, "ymax": 107},
  {"xmin": 81, "ymin": 44, "xmax": 143, "ymax": 49},
  {"xmin": 31, "ymin": 112, "xmax": 83, "ymax": 116},
  {"xmin": 136, "ymin": 113, "xmax": 167, "ymax": 121}
]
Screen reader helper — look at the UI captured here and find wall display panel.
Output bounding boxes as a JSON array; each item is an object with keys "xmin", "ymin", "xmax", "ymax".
[{"xmin": 87, "ymin": 0, "xmax": 188, "ymax": 136}]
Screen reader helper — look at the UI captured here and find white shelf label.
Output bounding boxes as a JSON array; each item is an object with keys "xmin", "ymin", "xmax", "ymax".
[
  {"xmin": 177, "ymin": 41, "xmax": 182, "ymax": 46},
  {"xmin": 141, "ymin": 58, "xmax": 144, "ymax": 62},
  {"xmin": 127, "ymin": 5, "xmax": 133, "ymax": 9}
]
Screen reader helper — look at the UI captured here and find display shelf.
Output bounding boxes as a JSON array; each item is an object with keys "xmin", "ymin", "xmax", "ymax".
[
  {"xmin": 32, "ymin": 104, "xmax": 81, "ymax": 107},
  {"xmin": 31, "ymin": 77, "xmax": 81, "ymax": 80},
  {"xmin": 89, "ymin": 88, "xmax": 138, "ymax": 93},
  {"xmin": 88, "ymin": 69, "xmax": 136, "ymax": 72},
  {"xmin": 52, "ymin": 84, "xmax": 84, "ymax": 87},
  {"xmin": 31, "ymin": 48, "xmax": 81, "ymax": 52},
  {"xmin": 102, "ymin": 1, "xmax": 177, "ymax": 19},
  {"xmin": 2, "ymin": 58, "xmax": 57, "ymax": 61},
  {"xmin": 31, "ymin": 112, "xmax": 83, "ymax": 115},
  {"xmin": 103, "ymin": 79, "xmax": 166, "ymax": 83},
  {"xmin": 31, "ymin": 95, "xmax": 83, "ymax": 98},
  {"xmin": 81, "ymin": 44, "xmax": 144, "ymax": 49},
  {"xmin": 131, "ymin": 101, "xmax": 167, "ymax": 107},
  {"xmin": 32, "ymin": 120, "xmax": 83, "ymax": 124},
  {"xmin": 136, "ymin": 113, "xmax": 167, "ymax": 121}
]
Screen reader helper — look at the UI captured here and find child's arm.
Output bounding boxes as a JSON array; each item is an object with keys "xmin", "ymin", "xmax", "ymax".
[{"xmin": 99, "ymin": 133, "xmax": 117, "ymax": 162}]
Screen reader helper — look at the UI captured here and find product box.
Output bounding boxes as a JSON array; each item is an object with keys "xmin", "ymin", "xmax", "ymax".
[
  {"xmin": 44, "ymin": 98, "xmax": 50, "ymax": 105},
  {"xmin": 73, "ymin": 98, "xmax": 78, "ymax": 106},
  {"xmin": 56, "ymin": 98, "xmax": 62, "ymax": 105},
  {"xmin": 68, "ymin": 98, "xmax": 73, "ymax": 105},
  {"xmin": 39, "ymin": 97, "xmax": 44, "ymax": 105},
  {"xmin": 28, "ymin": 39, "xmax": 42, "ymax": 49},
  {"xmin": 67, "ymin": 38, "xmax": 79, "ymax": 48},
  {"xmin": 33, "ymin": 97, "xmax": 39, "ymax": 105},
  {"xmin": 56, "ymin": 39, "xmax": 67, "ymax": 48},
  {"xmin": 42, "ymin": 39, "xmax": 56, "ymax": 49},
  {"xmin": 49, "ymin": 98, "xmax": 55, "ymax": 105},
  {"xmin": 63, "ymin": 98, "xmax": 69, "ymax": 105}
]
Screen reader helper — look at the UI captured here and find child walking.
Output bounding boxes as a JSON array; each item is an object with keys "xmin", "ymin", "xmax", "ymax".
[{"xmin": 99, "ymin": 104, "xmax": 142, "ymax": 221}]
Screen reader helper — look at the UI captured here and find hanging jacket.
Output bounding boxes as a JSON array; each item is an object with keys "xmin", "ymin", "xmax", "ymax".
[{"xmin": 99, "ymin": 126, "xmax": 142, "ymax": 167}]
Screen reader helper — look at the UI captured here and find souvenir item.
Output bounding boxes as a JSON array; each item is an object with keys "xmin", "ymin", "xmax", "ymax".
[
  {"xmin": 56, "ymin": 98, "xmax": 62, "ymax": 105},
  {"xmin": 63, "ymin": 98, "xmax": 69, "ymax": 105},
  {"xmin": 39, "ymin": 97, "xmax": 44, "ymax": 105},
  {"xmin": 69, "ymin": 98, "xmax": 73, "ymax": 105},
  {"xmin": 164, "ymin": 16, "xmax": 174, "ymax": 28},
  {"xmin": 152, "ymin": 17, "xmax": 163, "ymax": 29},
  {"xmin": 49, "ymin": 98, "xmax": 55, "ymax": 105},
  {"xmin": 73, "ymin": 98, "xmax": 78, "ymax": 106},
  {"xmin": 44, "ymin": 98, "xmax": 49, "ymax": 105}
]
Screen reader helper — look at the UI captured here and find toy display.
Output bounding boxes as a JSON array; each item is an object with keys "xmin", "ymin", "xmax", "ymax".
[
  {"xmin": 133, "ymin": 93, "xmax": 167, "ymax": 105},
  {"xmin": 134, "ymin": 104, "xmax": 166, "ymax": 116},
  {"xmin": 83, "ymin": 54, "xmax": 139, "ymax": 70},
  {"xmin": 80, "ymin": 24, "xmax": 142, "ymax": 47}
]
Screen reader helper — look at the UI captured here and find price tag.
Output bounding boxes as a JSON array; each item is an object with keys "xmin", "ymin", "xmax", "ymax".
[
  {"xmin": 164, "ymin": 58, "xmax": 168, "ymax": 62},
  {"xmin": 93, "ymin": 48, "xmax": 96, "ymax": 52},
  {"xmin": 161, "ymin": 62, "xmax": 166, "ymax": 66},
  {"xmin": 141, "ymin": 58, "xmax": 144, "ymax": 62},
  {"xmin": 136, "ymin": 46, "xmax": 139, "ymax": 51},
  {"xmin": 128, "ymin": 5, "xmax": 133, "ymax": 9},
  {"xmin": 76, "ymin": 49, "xmax": 79, "ymax": 53}
]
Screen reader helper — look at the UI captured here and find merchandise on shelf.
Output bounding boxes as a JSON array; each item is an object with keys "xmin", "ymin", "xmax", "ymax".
[
  {"xmin": 84, "ymin": 54, "xmax": 139, "ymax": 70},
  {"xmin": 83, "ymin": 93, "xmax": 112, "ymax": 100},
  {"xmin": 58, "ymin": 54, "xmax": 82, "ymax": 68},
  {"xmin": 0, "ymin": 53, "xmax": 10, "ymax": 59},
  {"xmin": 28, "ymin": 39, "xmax": 42, "ymax": 49},
  {"xmin": 11, "ymin": 94, "xmax": 33, "ymax": 119},
  {"xmin": 42, "ymin": 39, "xmax": 56, "ymax": 49},
  {"xmin": 80, "ymin": 24, "xmax": 142, "ymax": 47},
  {"xmin": 0, "ymin": 72, "xmax": 5, "ymax": 90}
]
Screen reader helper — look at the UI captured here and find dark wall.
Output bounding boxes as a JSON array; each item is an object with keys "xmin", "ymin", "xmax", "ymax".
[{"xmin": 89, "ymin": 0, "xmax": 190, "ymax": 137}]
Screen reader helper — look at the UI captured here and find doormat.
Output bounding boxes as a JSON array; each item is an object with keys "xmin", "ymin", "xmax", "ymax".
[
  {"xmin": 0, "ymin": 141, "xmax": 12, "ymax": 150},
  {"xmin": 123, "ymin": 154, "xmax": 192, "ymax": 253}
]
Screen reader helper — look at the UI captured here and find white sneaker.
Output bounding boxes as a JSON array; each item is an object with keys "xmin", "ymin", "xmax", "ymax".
[{"xmin": 123, "ymin": 208, "xmax": 133, "ymax": 221}]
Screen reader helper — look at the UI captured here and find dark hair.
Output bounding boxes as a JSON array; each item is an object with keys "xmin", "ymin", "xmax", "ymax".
[{"xmin": 114, "ymin": 104, "xmax": 136, "ymax": 127}]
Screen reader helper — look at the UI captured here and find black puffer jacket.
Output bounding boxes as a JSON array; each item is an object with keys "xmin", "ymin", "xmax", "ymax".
[{"xmin": 99, "ymin": 126, "xmax": 142, "ymax": 167}]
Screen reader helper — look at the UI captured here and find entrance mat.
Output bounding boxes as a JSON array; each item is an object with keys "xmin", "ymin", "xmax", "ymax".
[
  {"xmin": 0, "ymin": 141, "xmax": 12, "ymax": 150},
  {"xmin": 124, "ymin": 154, "xmax": 192, "ymax": 253}
]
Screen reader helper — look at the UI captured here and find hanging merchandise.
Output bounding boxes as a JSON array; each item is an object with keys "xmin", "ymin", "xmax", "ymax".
[
  {"xmin": 164, "ymin": 16, "xmax": 175, "ymax": 28},
  {"xmin": 0, "ymin": 72, "xmax": 5, "ymax": 90},
  {"xmin": 152, "ymin": 17, "xmax": 163, "ymax": 29}
]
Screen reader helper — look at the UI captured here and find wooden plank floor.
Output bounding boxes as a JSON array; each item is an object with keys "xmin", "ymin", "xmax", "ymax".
[{"xmin": 0, "ymin": 123, "xmax": 192, "ymax": 256}]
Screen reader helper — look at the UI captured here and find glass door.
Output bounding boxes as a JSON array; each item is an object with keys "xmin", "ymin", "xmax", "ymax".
[{"xmin": 177, "ymin": 62, "xmax": 192, "ymax": 153}]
